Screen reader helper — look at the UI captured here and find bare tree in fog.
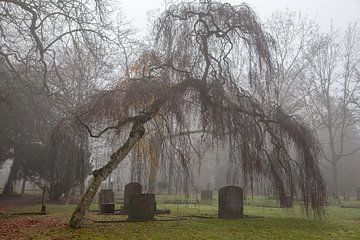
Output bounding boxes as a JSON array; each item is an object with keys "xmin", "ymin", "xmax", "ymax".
[
  {"xmin": 265, "ymin": 10, "xmax": 319, "ymax": 113},
  {"xmin": 303, "ymin": 24, "xmax": 360, "ymax": 199},
  {"xmin": 0, "ymin": 0, "xmax": 132, "ymax": 196},
  {"xmin": 263, "ymin": 11, "xmax": 322, "ymax": 205}
]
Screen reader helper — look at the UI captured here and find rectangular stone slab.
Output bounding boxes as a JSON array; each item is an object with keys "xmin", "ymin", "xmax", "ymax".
[
  {"xmin": 101, "ymin": 203, "xmax": 115, "ymax": 213},
  {"xmin": 99, "ymin": 189, "xmax": 114, "ymax": 204},
  {"xmin": 201, "ymin": 190, "xmax": 213, "ymax": 205},
  {"xmin": 127, "ymin": 193, "xmax": 155, "ymax": 221},
  {"xmin": 124, "ymin": 182, "xmax": 142, "ymax": 210},
  {"xmin": 218, "ymin": 186, "xmax": 243, "ymax": 219}
]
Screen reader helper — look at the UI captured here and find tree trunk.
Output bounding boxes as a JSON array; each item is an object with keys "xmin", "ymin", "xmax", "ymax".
[
  {"xmin": 69, "ymin": 123, "xmax": 145, "ymax": 228},
  {"xmin": 148, "ymin": 136, "xmax": 161, "ymax": 194},
  {"xmin": 40, "ymin": 186, "xmax": 47, "ymax": 214},
  {"xmin": 2, "ymin": 155, "xmax": 19, "ymax": 195},
  {"xmin": 269, "ymin": 159, "xmax": 287, "ymax": 207},
  {"xmin": 167, "ymin": 150, "xmax": 174, "ymax": 195},
  {"xmin": 332, "ymin": 161, "xmax": 339, "ymax": 200},
  {"xmin": 79, "ymin": 129, "xmax": 89, "ymax": 195},
  {"xmin": 21, "ymin": 178, "xmax": 26, "ymax": 194}
]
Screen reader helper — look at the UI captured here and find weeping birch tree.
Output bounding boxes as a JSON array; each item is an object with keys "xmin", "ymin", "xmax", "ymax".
[{"xmin": 69, "ymin": 1, "xmax": 326, "ymax": 228}]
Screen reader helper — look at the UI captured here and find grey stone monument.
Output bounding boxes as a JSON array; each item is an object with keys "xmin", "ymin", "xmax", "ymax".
[
  {"xmin": 343, "ymin": 191, "xmax": 350, "ymax": 201},
  {"xmin": 98, "ymin": 189, "xmax": 115, "ymax": 213},
  {"xmin": 218, "ymin": 186, "xmax": 243, "ymax": 219},
  {"xmin": 357, "ymin": 186, "xmax": 360, "ymax": 201},
  {"xmin": 280, "ymin": 195, "xmax": 293, "ymax": 208},
  {"xmin": 124, "ymin": 182, "xmax": 142, "ymax": 209},
  {"xmin": 127, "ymin": 194, "xmax": 155, "ymax": 221},
  {"xmin": 201, "ymin": 190, "xmax": 213, "ymax": 205}
]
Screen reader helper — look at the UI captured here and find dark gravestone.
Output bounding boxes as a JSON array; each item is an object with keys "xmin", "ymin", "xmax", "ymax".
[
  {"xmin": 99, "ymin": 189, "xmax": 114, "ymax": 204},
  {"xmin": 201, "ymin": 190, "xmax": 213, "ymax": 205},
  {"xmin": 357, "ymin": 186, "xmax": 360, "ymax": 201},
  {"xmin": 127, "ymin": 194, "xmax": 155, "ymax": 221},
  {"xmin": 280, "ymin": 195, "xmax": 293, "ymax": 208},
  {"xmin": 99, "ymin": 189, "xmax": 115, "ymax": 213},
  {"xmin": 124, "ymin": 182, "xmax": 142, "ymax": 210},
  {"xmin": 218, "ymin": 186, "xmax": 243, "ymax": 219}
]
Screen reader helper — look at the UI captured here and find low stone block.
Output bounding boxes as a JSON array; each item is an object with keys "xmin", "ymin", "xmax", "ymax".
[
  {"xmin": 127, "ymin": 194, "xmax": 155, "ymax": 221},
  {"xmin": 201, "ymin": 190, "xmax": 213, "ymax": 205},
  {"xmin": 101, "ymin": 203, "xmax": 115, "ymax": 213}
]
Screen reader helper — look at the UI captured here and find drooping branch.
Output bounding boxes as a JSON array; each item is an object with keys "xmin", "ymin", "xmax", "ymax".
[{"xmin": 68, "ymin": 0, "xmax": 326, "ymax": 229}]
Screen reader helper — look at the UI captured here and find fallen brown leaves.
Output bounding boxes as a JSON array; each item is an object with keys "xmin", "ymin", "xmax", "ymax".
[{"xmin": 0, "ymin": 215, "xmax": 67, "ymax": 240}]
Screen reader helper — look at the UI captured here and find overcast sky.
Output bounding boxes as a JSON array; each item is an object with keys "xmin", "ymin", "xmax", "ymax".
[{"xmin": 118, "ymin": 0, "xmax": 360, "ymax": 32}]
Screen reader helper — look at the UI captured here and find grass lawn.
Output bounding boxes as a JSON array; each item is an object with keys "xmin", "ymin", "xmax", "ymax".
[{"xmin": 1, "ymin": 196, "xmax": 360, "ymax": 239}]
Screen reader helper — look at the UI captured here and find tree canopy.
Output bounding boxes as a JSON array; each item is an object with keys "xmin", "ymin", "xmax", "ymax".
[{"xmin": 69, "ymin": 1, "xmax": 326, "ymax": 228}]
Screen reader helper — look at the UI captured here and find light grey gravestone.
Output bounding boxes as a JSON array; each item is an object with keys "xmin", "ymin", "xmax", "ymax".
[
  {"xmin": 356, "ymin": 186, "xmax": 360, "ymax": 201},
  {"xmin": 98, "ymin": 189, "xmax": 115, "ymax": 213},
  {"xmin": 218, "ymin": 186, "xmax": 243, "ymax": 219},
  {"xmin": 201, "ymin": 190, "xmax": 213, "ymax": 205},
  {"xmin": 124, "ymin": 182, "xmax": 142, "ymax": 209},
  {"xmin": 127, "ymin": 194, "xmax": 155, "ymax": 221},
  {"xmin": 343, "ymin": 191, "xmax": 350, "ymax": 201}
]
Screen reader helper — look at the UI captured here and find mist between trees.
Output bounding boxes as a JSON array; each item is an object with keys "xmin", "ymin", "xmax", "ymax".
[{"xmin": 0, "ymin": 0, "xmax": 359, "ymax": 229}]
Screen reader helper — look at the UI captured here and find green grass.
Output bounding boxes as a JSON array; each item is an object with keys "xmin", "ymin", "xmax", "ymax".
[{"xmin": 1, "ymin": 196, "xmax": 360, "ymax": 239}]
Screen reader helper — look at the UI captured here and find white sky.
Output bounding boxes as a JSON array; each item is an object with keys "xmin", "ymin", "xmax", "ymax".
[{"xmin": 117, "ymin": 0, "xmax": 360, "ymax": 32}]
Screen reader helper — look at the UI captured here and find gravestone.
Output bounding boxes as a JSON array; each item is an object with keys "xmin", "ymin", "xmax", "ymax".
[
  {"xmin": 357, "ymin": 186, "xmax": 360, "ymax": 201},
  {"xmin": 218, "ymin": 186, "xmax": 243, "ymax": 219},
  {"xmin": 280, "ymin": 195, "xmax": 293, "ymax": 208},
  {"xmin": 98, "ymin": 189, "xmax": 115, "ymax": 213},
  {"xmin": 127, "ymin": 194, "xmax": 155, "ymax": 221},
  {"xmin": 99, "ymin": 189, "xmax": 114, "ymax": 204},
  {"xmin": 201, "ymin": 190, "xmax": 213, "ymax": 205},
  {"xmin": 343, "ymin": 191, "xmax": 350, "ymax": 201},
  {"xmin": 124, "ymin": 182, "xmax": 142, "ymax": 209}
]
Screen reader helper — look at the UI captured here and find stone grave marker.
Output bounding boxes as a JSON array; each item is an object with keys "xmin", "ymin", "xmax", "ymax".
[
  {"xmin": 98, "ymin": 189, "xmax": 115, "ymax": 213},
  {"xmin": 124, "ymin": 182, "xmax": 142, "ymax": 209},
  {"xmin": 343, "ymin": 191, "xmax": 350, "ymax": 201},
  {"xmin": 218, "ymin": 186, "xmax": 243, "ymax": 219},
  {"xmin": 201, "ymin": 190, "xmax": 213, "ymax": 205},
  {"xmin": 127, "ymin": 194, "xmax": 155, "ymax": 221},
  {"xmin": 357, "ymin": 186, "xmax": 360, "ymax": 201},
  {"xmin": 280, "ymin": 195, "xmax": 293, "ymax": 208}
]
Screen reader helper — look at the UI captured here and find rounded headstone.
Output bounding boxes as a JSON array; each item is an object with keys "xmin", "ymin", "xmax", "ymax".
[
  {"xmin": 124, "ymin": 182, "xmax": 142, "ymax": 209},
  {"xmin": 218, "ymin": 186, "xmax": 243, "ymax": 219},
  {"xmin": 127, "ymin": 194, "xmax": 155, "ymax": 221}
]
